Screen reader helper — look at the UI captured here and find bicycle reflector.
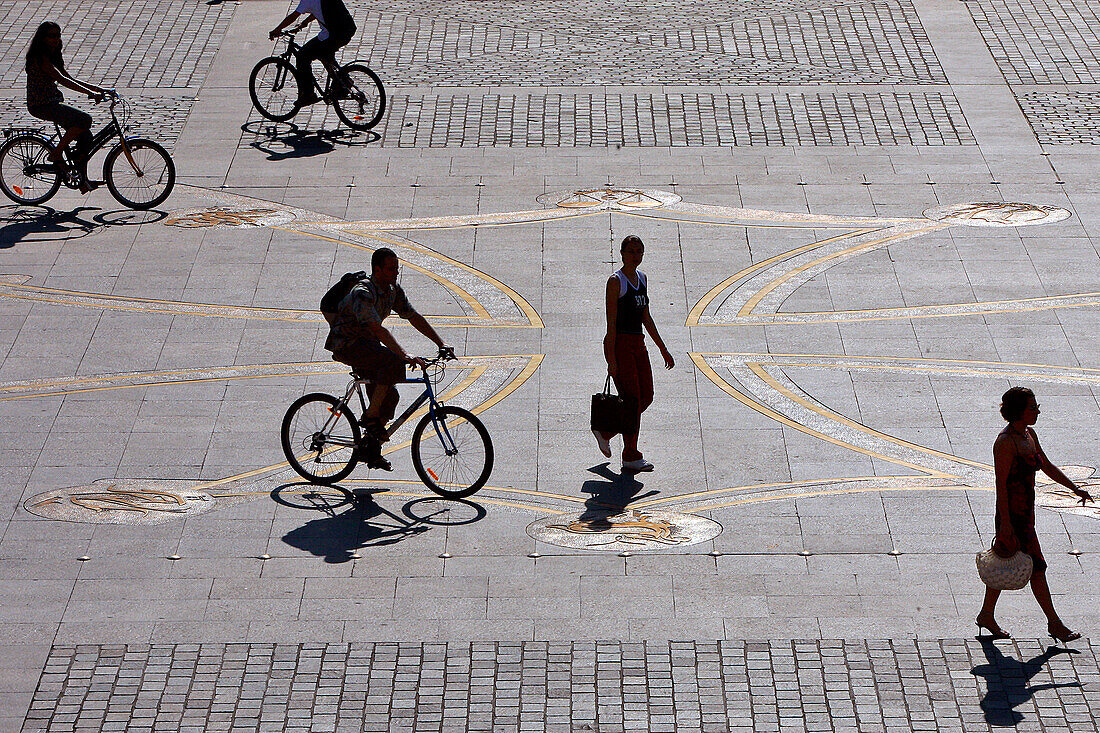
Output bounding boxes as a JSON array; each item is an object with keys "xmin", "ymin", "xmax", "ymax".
[
  {"xmin": 13, "ymin": 186, "xmax": 23, "ymax": 196},
  {"xmin": 328, "ymin": 407, "xmax": 341, "ymax": 416},
  {"xmin": 427, "ymin": 468, "xmax": 439, "ymax": 481}
]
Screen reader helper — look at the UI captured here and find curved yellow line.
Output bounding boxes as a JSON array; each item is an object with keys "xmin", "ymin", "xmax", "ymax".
[
  {"xmin": 350, "ymin": 230, "xmax": 545, "ymax": 329},
  {"xmin": 192, "ymin": 354, "xmax": 544, "ymax": 491},
  {"xmin": 686, "ymin": 230, "xmax": 870, "ymax": 326},
  {"xmin": 689, "ymin": 353, "xmax": 956, "ymax": 477},
  {"xmin": 748, "ymin": 362, "xmax": 991, "ymax": 472},
  {"xmin": 274, "ymin": 226, "xmax": 492, "ymax": 321},
  {"xmin": 738, "ymin": 224, "xmax": 949, "ymax": 317},
  {"xmin": 690, "ymin": 484, "xmax": 983, "ymax": 512},
  {"xmin": 633, "ymin": 476, "xmax": 917, "ymax": 508},
  {"xmin": 217, "ymin": 487, "xmax": 566, "ymax": 515}
]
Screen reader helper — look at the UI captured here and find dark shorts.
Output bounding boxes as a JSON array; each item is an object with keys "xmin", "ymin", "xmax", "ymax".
[
  {"xmin": 332, "ymin": 338, "xmax": 405, "ymax": 384},
  {"xmin": 28, "ymin": 102, "xmax": 92, "ymax": 131}
]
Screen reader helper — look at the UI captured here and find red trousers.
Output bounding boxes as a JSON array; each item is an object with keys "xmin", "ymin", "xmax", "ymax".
[{"xmin": 605, "ymin": 334, "xmax": 653, "ymax": 460}]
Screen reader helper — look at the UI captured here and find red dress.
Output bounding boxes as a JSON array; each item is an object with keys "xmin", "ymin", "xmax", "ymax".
[{"xmin": 995, "ymin": 425, "xmax": 1046, "ymax": 573}]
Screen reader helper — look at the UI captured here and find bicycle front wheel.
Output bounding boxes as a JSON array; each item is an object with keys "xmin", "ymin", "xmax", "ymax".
[
  {"xmin": 103, "ymin": 139, "xmax": 175, "ymax": 209},
  {"xmin": 411, "ymin": 406, "xmax": 493, "ymax": 499},
  {"xmin": 332, "ymin": 64, "xmax": 386, "ymax": 131},
  {"xmin": 281, "ymin": 393, "xmax": 361, "ymax": 484},
  {"xmin": 250, "ymin": 57, "xmax": 299, "ymax": 122},
  {"xmin": 0, "ymin": 134, "xmax": 60, "ymax": 206}
]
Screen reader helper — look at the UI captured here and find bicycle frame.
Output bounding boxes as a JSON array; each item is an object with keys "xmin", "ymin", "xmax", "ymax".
[
  {"xmin": 273, "ymin": 33, "xmax": 347, "ymax": 96},
  {"xmin": 40, "ymin": 98, "xmax": 143, "ymax": 175},
  {"xmin": 331, "ymin": 366, "xmax": 460, "ymax": 454}
]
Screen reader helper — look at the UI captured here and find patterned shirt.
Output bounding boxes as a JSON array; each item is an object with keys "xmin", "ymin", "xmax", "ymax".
[
  {"xmin": 26, "ymin": 57, "xmax": 62, "ymax": 108},
  {"xmin": 324, "ymin": 276, "xmax": 416, "ymax": 353}
]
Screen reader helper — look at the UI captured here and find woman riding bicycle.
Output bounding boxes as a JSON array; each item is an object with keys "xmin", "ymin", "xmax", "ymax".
[
  {"xmin": 269, "ymin": 0, "xmax": 356, "ymax": 109},
  {"xmin": 25, "ymin": 21, "xmax": 109, "ymax": 194}
]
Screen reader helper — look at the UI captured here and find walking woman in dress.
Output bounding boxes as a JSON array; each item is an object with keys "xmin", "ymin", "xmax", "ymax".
[
  {"xmin": 976, "ymin": 387, "xmax": 1094, "ymax": 642},
  {"xmin": 25, "ymin": 22, "xmax": 109, "ymax": 193},
  {"xmin": 594, "ymin": 235, "xmax": 675, "ymax": 473}
]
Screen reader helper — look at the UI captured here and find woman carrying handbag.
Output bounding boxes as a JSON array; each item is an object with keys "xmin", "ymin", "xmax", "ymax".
[
  {"xmin": 976, "ymin": 387, "xmax": 1093, "ymax": 642},
  {"xmin": 593, "ymin": 235, "xmax": 675, "ymax": 473}
]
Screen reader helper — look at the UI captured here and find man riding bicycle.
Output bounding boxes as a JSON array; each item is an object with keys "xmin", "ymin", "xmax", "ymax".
[
  {"xmin": 325, "ymin": 248, "xmax": 450, "ymax": 471},
  {"xmin": 269, "ymin": 0, "xmax": 356, "ymax": 108}
]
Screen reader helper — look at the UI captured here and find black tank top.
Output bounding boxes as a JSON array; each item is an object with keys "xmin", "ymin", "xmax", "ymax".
[{"xmin": 615, "ymin": 269, "xmax": 647, "ymax": 335}]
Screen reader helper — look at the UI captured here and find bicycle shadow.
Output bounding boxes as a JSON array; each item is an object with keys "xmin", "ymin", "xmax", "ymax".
[
  {"xmin": 242, "ymin": 120, "xmax": 380, "ymax": 160},
  {"xmin": 971, "ymin": 637, "xmax": 1082, "ymax": 726},
  {"xmin": 576, "ymin": 463, "xmax": 659, "ymax": 528},
  {"xmin": 275, "ymin": 483, "xmax": 485, "ymax": 563},
  {"xmin": 0, "ymin": 204, "xmax": 165, "ymax": 246}
]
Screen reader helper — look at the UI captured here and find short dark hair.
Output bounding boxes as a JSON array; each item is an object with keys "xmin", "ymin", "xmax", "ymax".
[
  {"xmin": 371, "ymin": 247, "xmax": 397, "ymax": 272},
  {"xmin": 1000, "ymin": 386, "xmax": 1035, "ymax": 422},
  {"xmin": 620, "ymin": 235, "xmax": 644, "ymax": 251}
]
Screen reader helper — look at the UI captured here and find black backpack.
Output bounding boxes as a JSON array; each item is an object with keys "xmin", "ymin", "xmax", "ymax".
[
  {"xmin": 320, "ymin": 271, "xmax": 367, "ymax": 324},
  {"xmin": 319, "ymin": 0, "xmax": 356, "ymax": 40}
]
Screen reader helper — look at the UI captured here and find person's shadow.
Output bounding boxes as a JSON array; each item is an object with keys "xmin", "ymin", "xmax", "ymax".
[
  {"xmin": 574, "ymin": 463, "xmax": 660, "ymax": 529},
  {"xmin": 971, "ymin": 638, "xmax": 1082, "ymax": 726},
  {"xmin": 243, "ymin": 120, "xmax": 379, "ymax": 160},
  {"xmin": 277, "ymin": 484, "xmax": 484, "ymax": 563}
]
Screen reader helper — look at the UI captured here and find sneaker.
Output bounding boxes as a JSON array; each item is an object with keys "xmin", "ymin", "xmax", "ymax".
[
  {"xmin": 294, "ymin": 93, "xmax": 322, "ymax": 108},
  {"xmin": 622, "ymin": 458, "xmax": 654, "ymax": 473},
  {"xmin": 592, "ymin": 430, "xmax": 612, "ymax": 459},
  {"xmin": 359, "ymin": 416, "xmax": 389, "ymax": 443}
]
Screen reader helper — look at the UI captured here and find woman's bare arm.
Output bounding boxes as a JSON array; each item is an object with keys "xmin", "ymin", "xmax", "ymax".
[{"xmin": 604, "ymin": 276, "xmax": 618, "ymax": 376}]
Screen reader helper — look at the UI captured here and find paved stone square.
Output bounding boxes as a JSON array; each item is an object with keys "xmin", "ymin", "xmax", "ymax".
[{"xmin": 3, "ymin": 0, "xmax": 1100, "ymax": 730}]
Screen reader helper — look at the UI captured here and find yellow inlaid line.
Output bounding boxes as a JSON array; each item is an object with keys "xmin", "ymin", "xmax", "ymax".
[
  {"xmin": 621, "ymin": 211, "xmax": 872, "ymax": 229},
  {"xmin": 686, "ymin": 230, "xmax": 871, "ymax": 326},
  {"xmin": 738, "ymin": 223, "xmax": 950, "ymax": 317},
  {"xmin": 274, "ymin": 226, "xmax": 493, "ymax": 321},
  {"xmin": 748, "ymin": 362, "xmax": 991, "ymax": 471},
  {"xmin": 689, "ymin": 484, "xmax": 983, "ymax": 512},
  {"xmin": 690, "ymin": 353, "xmax": 958, "ymax": 478},
  {"xmin": 633, "ymin": 476, "xmax": 919, "ymax": 508}
]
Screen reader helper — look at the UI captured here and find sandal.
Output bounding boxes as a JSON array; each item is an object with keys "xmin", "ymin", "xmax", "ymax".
[
  {"xmin": 1048, "ymin": 620, "xmax": 1082, "ymax": 644},
  {"xmin": 976, "ymin": 616, "xmax": 1011, "ymax": 641}
]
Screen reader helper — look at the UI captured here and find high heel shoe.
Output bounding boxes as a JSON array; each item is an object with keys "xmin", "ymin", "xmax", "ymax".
[
  {"xmin": 975, "ymin": 617, "xmax": 1012, "ymax": 641},
  {"xmin": 1048, "ymin": 621, "xmax": 1082, "ymax": 644}
]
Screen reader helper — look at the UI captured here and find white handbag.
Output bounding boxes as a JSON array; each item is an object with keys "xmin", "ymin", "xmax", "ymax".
[{"xmin": 976, "ymin": 547, "xmax": 1033, "ymax": 590}]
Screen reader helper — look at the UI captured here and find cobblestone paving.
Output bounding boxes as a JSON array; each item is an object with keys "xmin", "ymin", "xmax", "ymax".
[
  {"xmin": 0, "ymin": 95, "xmax": 194, "ymax": 149},
  {"xmin": 348, "ymin": 0, "xmax": 946, "ymax": 85},
  {"xmin": 0, "ymin": 0, "xmax": 233, "ymax": 148},
  {"xmin": 23, "ymin": 640, "xmax": 1100, "ymax": 732},
  {"xmin": 1017, "ymin": 91, "xmax": 1100, "ymax": 145},
  {"xmin": 245, "ymin": 92, "xmax": 973, "ymax": 147},
  {"xmin": 0, "ymin": 0, "xmax": 234, "ymax": 88},
  {"xmin": 963, "ymin": 0, "xmax": 1100, "ymax": 84}
]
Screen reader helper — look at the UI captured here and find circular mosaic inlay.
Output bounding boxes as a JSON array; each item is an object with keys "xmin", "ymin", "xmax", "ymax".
[
  {"xmin": 527, "ymin": 508, "xmax": 721, "ymax": 552},
  {"xmin": 535, "ymin": 188, "xmax": 681, "ymax": 210},
  {"xmin": 923, "ymin": 201, "xmax": 1071, "ymax": 227},
  {"xmin": 163, "ymin": 205, "xmax": 296, "ymax": 229},
  {"xmin": 25, "ymin": 480, "xmax": 216, "ymax": 525}
]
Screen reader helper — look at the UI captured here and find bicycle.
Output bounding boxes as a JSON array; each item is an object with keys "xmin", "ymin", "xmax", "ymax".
[
  {"xmin": 249, "ymin": 29, "xmax": 386, "ymax": 132},
  {"xmin": 280, "ymin": 348, "xmax": 494, "ymax": 499},
  {"xmin": 0, "ymin": 92, "xmax": 175, "ymax": 210}
]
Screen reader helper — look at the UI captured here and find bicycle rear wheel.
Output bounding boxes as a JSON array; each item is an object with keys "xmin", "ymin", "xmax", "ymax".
[
  {"xmin": 332, "ymin": 63, "xmax": 386, "ymax": 131},
  {"xmin": 282, "ymin": 393, "xmax": 361, "ymax": 484},
  {"xmin": 103, "ymin": 139, "xmax": 175, "ymax": 209},
  {"xmin": 411, "ymin": 406, "xmax": 493, "ymax": 499},
  {"xmin": 250, "ymin": 57, "xmax": 299, "ymax": 122},
  {"xmin": 0, "ymin": 134, "xmax": 60, "ymax": 206}
]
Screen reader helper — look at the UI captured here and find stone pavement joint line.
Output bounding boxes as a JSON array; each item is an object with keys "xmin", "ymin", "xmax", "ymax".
[
  {"xmin": 244, "ymin": 92, "xmax": 975, "ymax": 149},
  {"xmin": 22, "ymin": 640, "xmax": 1100, "ymax": 732}
]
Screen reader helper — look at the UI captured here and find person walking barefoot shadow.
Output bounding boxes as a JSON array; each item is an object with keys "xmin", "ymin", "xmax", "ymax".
[
  {"xmin": 976, "ymin": 387, "xmax": 1094, "ymax": 643},
  {"xmin": 594, "ymin": 235, "xmax": 675, "ymax": 474}
]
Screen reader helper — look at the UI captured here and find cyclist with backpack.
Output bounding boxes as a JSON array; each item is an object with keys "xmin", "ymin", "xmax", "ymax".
[
  {"xmin": 269, "ymin": 0, "xmax": 357, "ymax": 108},
  {"xmin": 322, "ymin": 248, "xmax": 450, "ymax": 471}
]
